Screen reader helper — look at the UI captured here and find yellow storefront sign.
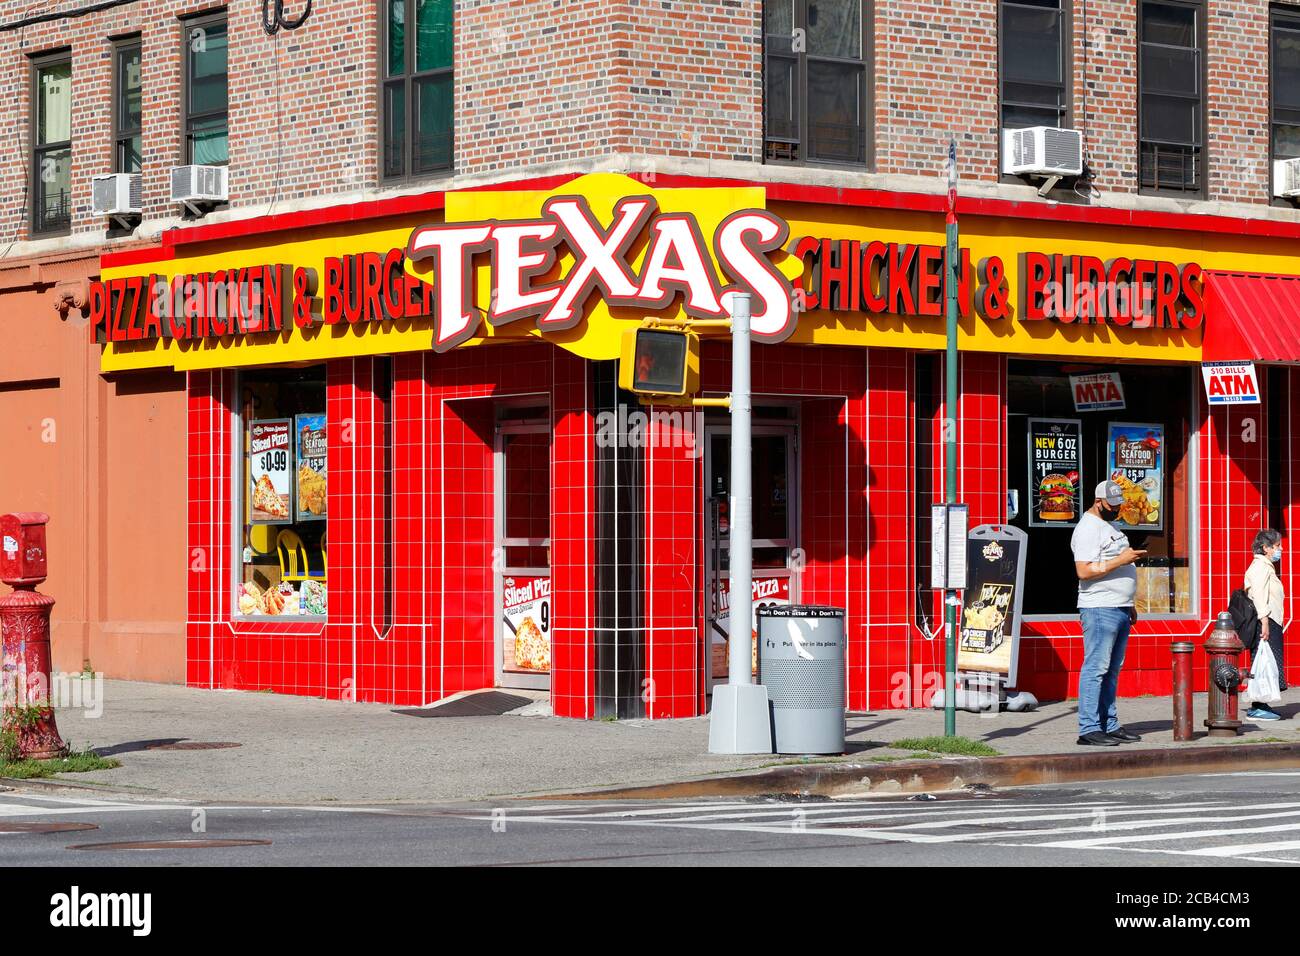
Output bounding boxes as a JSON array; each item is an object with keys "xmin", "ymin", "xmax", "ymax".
[{"xmin": 95, "ymin": 171, "xmax": 1300, "ymax": 373}]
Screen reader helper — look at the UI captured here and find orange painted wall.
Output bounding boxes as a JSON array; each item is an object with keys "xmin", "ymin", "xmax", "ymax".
[{"xmin": 0, "ymin": 254, "xmax": 186, "ymax": 683}]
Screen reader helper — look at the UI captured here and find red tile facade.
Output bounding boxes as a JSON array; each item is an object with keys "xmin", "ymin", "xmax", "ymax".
[{"xmin": 184, "ymin": 329, "xmax": 1298, "ymax": 717}]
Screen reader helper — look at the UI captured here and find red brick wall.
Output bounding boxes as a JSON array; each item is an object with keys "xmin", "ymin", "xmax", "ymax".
[
  {"xmin": 1071, "ymin": 0, "xmax": 1138, "ymax": 194},
  {"xmin": 11, "ymin": 0, "xmax": 1300, "ymax": 245},
  {"xmin": 0, "ymin": 0, "xmax": 376, "ymax": 240},
  {"xmin": 873, "ymin": 0, "xmax": 998, "ymax": 180}
]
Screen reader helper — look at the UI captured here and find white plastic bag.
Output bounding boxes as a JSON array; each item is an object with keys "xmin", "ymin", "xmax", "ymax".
[{"xmin": 1247, "ymin": 639, "xmax": 1282, "ymax": 705}]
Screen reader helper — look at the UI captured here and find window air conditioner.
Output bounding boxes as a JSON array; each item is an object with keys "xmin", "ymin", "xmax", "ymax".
[
  {"xmin": 91, "ymin": 172, "xmax": 142, "ymax": 217},
  {"xmin": 1001, "ymin": 126, "xmax": 1084, "ymax": 178},
  {"xmin": 170, "ymin": 164, "xmax": 229, "ymax": 207},
  {"xmin": 1274, "ymin": 158, "xmax": 1300, "ymax": 199}
]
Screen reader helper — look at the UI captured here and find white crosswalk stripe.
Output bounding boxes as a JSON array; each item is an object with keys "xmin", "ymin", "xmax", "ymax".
[{"xmin": 468, "ymin": 794, "xmax": 1300, "ymax": 863}]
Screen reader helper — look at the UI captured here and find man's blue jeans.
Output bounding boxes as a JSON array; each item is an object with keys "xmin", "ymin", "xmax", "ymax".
[{"xmin": 1079, "ymin": 606, "xmax": 1132, "ymax": 736}]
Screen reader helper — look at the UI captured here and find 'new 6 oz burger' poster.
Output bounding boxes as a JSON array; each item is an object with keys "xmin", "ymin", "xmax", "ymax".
[{"xmin": 1028, "ymin": 418, "xmax": 1082, "ymax": 527}]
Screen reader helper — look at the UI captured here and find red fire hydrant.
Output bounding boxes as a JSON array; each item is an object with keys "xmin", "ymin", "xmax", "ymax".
[
  {"xmin": 1203, "ymin": 611, "xmax": 1246, "ymax": 739},
  {"xmin": 0, "ymin": 512, "xmax": 67, "ymax": 759}
]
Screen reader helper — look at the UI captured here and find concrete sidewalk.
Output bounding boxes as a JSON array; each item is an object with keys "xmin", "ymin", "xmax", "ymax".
[{"xmin": 28, "ymin": 680, "xmax": 1300, "ymax": 804}]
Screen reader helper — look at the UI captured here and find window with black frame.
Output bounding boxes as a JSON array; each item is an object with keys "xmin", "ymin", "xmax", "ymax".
[
  {"xmin": 764, "ymin": 0, "xmax": 868, "ymax": 166},
  {"xmin": 32, "ymin": 53, "xmax": 72, "ymax": 235},
  {"xmin": 1007, "ymin": 360, "xmax": 1195, "ymax": 617},
  {"xmin": 1139, "ymin": 0, "xmax": 1203, "ymax": 195},
  {"xmin": 1000, "ymin": 0, "xmax": 1068, "ymax": 130},
  {"xmin": 183, "ymin": 15, "xmax": 228, "ymax": 165},
  {"xmin": 381, "ymin": 0, "xmax": 452, "ymax": 179},
  {"xmin": 114, "ymin": 39, "xmax": 142, "ymax": 174},
  {"xmin": 1272, "ymin": 9, "xmax": 1300, "ymax": 173}
]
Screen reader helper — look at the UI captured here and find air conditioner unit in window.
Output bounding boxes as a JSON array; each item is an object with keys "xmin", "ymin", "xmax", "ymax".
[
  {"xmin": 170, "ymin": 164, "xmax": 228, "ymax": 212},
  {"xmin": 1002, "ymin": 126, "xmax": 1084, "ymax": 180},
  {"xmin": 91, "ymin": 172, "xmax": 142, "ymax": 219},
  {"xmin": 1274, "ymin": 158, "xmax": 1300, "ymax": 199}
]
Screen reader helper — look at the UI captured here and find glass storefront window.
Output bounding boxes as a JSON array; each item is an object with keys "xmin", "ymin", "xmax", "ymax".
[
  {"xmin": 1007, "ymin": 360, "xmax": 1195, "ymax": 617},
  {"xmin": 235, "ymin": 367, "xmax": 328, "ymax": 618}
]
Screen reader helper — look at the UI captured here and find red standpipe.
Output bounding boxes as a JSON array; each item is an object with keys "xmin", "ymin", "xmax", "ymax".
[
  {"xmin": 1171, "ymin": 641, "xmax": 1194, "ymax": 742},
  {"xmin": 0, "ymin": 512, "xmax": 67, "ymax": 759}
]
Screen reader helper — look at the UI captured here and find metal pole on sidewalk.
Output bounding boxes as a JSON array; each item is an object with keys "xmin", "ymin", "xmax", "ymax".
[
  {"xmin": 729, "ymin": 294, "xmax": 753, "ymax": 687},
  {"xmin": 708, "ymin": 292, "xmax": 773, "ymax": 754},
  {"xmin": 944, "ymin": 138, "xmax": 960, "ymax": 738}
]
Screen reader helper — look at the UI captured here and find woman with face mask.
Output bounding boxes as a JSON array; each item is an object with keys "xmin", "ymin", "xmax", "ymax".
[{"xmin": 1245, "ymin": 528, "xmax": 1287, "ymax": 720}]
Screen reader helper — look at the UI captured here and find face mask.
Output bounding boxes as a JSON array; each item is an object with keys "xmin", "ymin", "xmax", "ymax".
[
  {"xmin": 1273, "ymin": 548, "xmax": 1283, "ymax": 563},
  {"xmin": 1101, "ymin": 504, "xmax": 1119, "ymax": 521}
]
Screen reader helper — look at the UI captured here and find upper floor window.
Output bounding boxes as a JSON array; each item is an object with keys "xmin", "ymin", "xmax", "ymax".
[
  {"xmin": 184, "ymin": 15, "xmax": 228, "ymax": 165},
  {"xmin": 1000, "ymin": 0, "xmax": 1068, "ymax": 130},
  {"xmin": 1272, "ymin": 8, "xmax": 1300, "ymax": 165},
  {"xmin": 764, "ymin": 0, "xmax": 869, "ymax": 166},
  {"xmin": 381, "ymin": 0, "xmax": 453, "ymax": 179},
  {"xmin": 1138, "ymin": 0, "xmax": 1204, "ymax": 195},
  {"xmin": 32, "ymin": 53, "xmax": 72, "ymax": 235},
  {"xmin": 114, "ymin": 39, "xmax": 142, "ymax": 174}
]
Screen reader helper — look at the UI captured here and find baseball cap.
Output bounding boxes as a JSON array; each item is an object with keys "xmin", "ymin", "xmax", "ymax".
[{"xmin": 1095, "ymin": 479, "xmax": 1124, "ymax": 506}]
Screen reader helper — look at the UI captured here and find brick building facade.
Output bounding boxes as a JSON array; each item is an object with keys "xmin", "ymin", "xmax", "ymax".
[
  {"xmin": 6, "ymin": 0, "xmax": 1300, "ymax": 237},
  {"xmin": 6, "ymin": 1, "xmax": 1300, "ymax": 719}
]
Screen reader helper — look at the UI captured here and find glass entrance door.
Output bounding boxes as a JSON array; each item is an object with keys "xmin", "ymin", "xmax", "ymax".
[
  {"xmin": 495, "ymin": 412, "xmax": 551, "ymax": 690},
  {"xmin": 704, "ymin": 422, "xmax": 798, "ymax": 691}
]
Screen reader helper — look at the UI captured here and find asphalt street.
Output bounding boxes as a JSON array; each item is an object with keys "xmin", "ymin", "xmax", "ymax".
[{"xmin": 5, "ymin": 771, "xmax": 1300, "ymax": 866}]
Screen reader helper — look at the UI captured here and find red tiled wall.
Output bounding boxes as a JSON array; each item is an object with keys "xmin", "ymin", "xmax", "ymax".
[
  {"xmin": 187, "ymin": 344, "xmax": 600, "ymax": 714},
  {"xmin": 688, "ymin": 342, "xmax": 868, "ymax": 715},
  {"xmin": 864, "ymin": 350, "xmax": 914, "ymax": 710},
  {"xmin": 186, "ymin": 367, "xmax": 325, "ymax": 696},
  {"xmin": 643, "ymin": 404, "xmax": 702, "ymax": 719},
  {"xmin": 1014, "ymin": 373, "xmax": 1288, "ymax": 704},
  {"xmin": 328, "ymin": 358, "xmax": 392, "ymax": 702},
  {"xmin": 1287, "ymin": 370, "xmax": 1300, "ymax": 688},
  {"xmin": 549, "ymin": 350, "xmax": 598, "ymax": 718}
]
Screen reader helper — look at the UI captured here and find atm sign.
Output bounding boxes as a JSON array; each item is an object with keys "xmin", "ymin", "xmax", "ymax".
[{"xmin": 1202, "ymin": 361, "xmax": 1261, "ymax": 405}]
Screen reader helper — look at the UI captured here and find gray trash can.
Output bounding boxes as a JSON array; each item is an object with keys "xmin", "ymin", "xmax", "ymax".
[{"xmin": 757, "ymin": 605, "xmax": 846, "ymax": 754}]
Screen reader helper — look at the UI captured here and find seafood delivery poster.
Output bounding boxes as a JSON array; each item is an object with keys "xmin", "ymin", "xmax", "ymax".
[
  {"xmin": 249, "ymin": 418, "xmax": 293, "ymax": 524},
  {"xmin": 1107, "ymin": 422, "xmax": 1164, "ymax": 531},
  {"xmin": 1028, "ymin": 418, "xmax": 1083, "ymax": 527},
  {"xmin": 295, "ymin": 413, "xmax": 327, "ymax": 522}
]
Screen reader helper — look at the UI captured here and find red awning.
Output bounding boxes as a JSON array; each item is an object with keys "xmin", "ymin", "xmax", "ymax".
[{"xmin": 1204, "ymin": 270, "xmax": 1300, "ymax": 363}]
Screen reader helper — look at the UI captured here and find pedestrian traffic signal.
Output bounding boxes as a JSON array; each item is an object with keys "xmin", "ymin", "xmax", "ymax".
[{"xmin": 619, "ymin": 325, "xmax": 699, "ymax": 397}]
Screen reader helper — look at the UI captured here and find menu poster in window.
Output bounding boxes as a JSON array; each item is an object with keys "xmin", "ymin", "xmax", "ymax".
[
  {"xmin": 295, "ymin": 413, "xmax": 327, "ymax": 522},
  {"xmin": 711, "ymin": 575, "xmax": 791, "ymax": 680},
  {"xmin": 957, "ymin": 525, "xmax": 1027, "ymax": 686},
  {"xmin": 1106, "ymin": 422, "xmax": 1164, "ymax": 531},
  {"xmin": 503, "ymin": 575, "xmax": 551, "ymax": 675},
  {"xmin": 1027, "ymin": 418, "xmax": 1083, "ymax": 527},
  {"xmin": 248, "ymin": 419, "xmax": 292, "ymax": 524}
]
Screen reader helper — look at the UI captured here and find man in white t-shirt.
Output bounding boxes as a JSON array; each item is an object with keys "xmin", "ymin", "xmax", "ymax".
[{"xmin": 1071, "ymin": 479, "xmax": 1147, "ymax": 746}]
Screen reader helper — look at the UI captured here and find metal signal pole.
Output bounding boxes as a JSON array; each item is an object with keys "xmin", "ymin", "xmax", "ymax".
[{"xmin": 944, "ymin": 138, "xmax": 960, "ymax": 738}]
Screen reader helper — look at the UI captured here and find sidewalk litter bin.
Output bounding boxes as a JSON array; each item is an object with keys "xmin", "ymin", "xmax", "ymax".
[{"xmin": 757, "ymin": 605, "xmax": 846, "ymax": 754}]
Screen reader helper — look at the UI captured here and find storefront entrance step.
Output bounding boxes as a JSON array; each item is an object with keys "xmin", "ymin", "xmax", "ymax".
[
  {"xmin": 540, "ymin": 742, "xmax": 1300, "ymax": 802},
  {"xmin": 392, "ymin": 690, "xmax": 537, "ymax": 718}
]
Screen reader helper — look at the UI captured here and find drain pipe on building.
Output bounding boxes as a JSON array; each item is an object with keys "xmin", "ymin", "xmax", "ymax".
[{"xmin": 708, "ymin": 292, "xmax": 774, "ymax": 754}]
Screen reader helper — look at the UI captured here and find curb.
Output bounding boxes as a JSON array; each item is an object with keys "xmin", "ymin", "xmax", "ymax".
[{"xmin": 538, "ymin": 742, "xmax": 1300, "ymax": 800}]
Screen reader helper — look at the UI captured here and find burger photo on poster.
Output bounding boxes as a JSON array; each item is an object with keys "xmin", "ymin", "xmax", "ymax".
[{"xmin": 1038, "ymin": 471, "xmax": 1077, "ymax": 521}]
